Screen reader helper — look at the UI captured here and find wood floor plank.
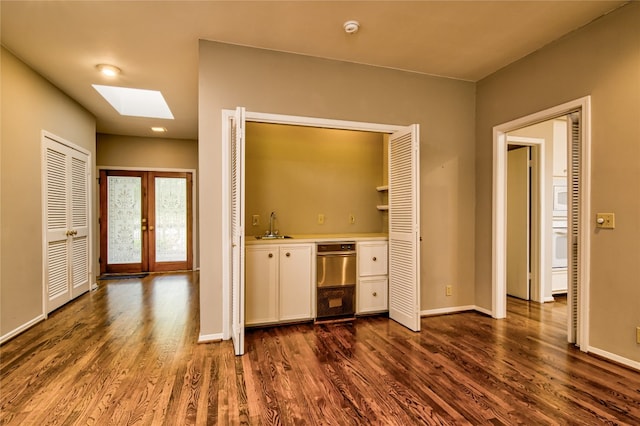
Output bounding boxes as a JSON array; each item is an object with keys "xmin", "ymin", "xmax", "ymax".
[{"xmin": 2, "ymin": 274, "xmax": 639, "ymax": 425}]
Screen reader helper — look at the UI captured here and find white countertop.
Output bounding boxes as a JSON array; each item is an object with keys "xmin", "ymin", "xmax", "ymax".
[{"xmin": 245, "ymin": 233, "xmax": 388, "ymax": 245}]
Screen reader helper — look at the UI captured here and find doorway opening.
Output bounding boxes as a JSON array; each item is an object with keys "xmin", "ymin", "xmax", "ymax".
[
  {"xmin": 493, "ymin": 96, "xmax": 591, "ymax": 349},
  {"xmin": 99, "ymin": 170, "xmax": 194, "ymax": 274}
]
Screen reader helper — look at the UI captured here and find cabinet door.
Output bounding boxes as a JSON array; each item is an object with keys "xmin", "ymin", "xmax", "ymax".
[
  {"xmin": 279, "ymin": 244, "xmax": 313, "ymax": 322},
  {"xmin": 245, "ymin": 246, "xmax": 279, "ymax": 325},
  {"xmin": 358, "ymin": 242, "xmax": 388, "ymax": 276},
  {"xmin": 358, "ymin": 277, "xmax": 388, "ymax": 314}
]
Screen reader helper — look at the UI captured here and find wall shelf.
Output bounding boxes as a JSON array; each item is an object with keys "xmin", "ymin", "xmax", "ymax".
[
  {"xmin": 377, "ymin": 205, "xmax": 389, "ymax": 211},
  {"xmin": 376, "ymin": 185, "xmax": 388, "ymax": 192}
]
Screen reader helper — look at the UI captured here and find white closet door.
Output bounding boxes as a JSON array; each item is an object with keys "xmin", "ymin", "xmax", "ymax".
[
  {"xmin": 43, "ymin": 135, "xmax": 91, "ymax": 313},
  {"xmin": 69, "ymin": 152, "xmax": 90, "ymax": 298},
  {"xmin": 388, "ymin": 125, "xmax": 421, "ymax": 332},
  {"xmin": 231, "ymin": 107, "xmax": 246, "ymax": 355}
]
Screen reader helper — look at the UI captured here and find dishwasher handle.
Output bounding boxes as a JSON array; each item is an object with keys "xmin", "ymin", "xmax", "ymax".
[{"xmin": 317, "ymin": 251, "xmax": 356, "ymax": 256}]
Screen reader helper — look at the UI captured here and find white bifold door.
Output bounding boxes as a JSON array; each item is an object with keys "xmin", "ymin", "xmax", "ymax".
[
  {"xmin": 230, "ymin": 107, "xmax": 246, "ymax": 355},
  {"xmin": 43, "ymin": 133, "xmax": 91, "ymax": 314},
  {"xmin": 388, "ymin": 125, "xmax": 421, "ymax": 332}
]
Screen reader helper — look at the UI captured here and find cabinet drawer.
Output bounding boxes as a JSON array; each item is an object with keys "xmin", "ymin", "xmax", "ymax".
[
  {"xmin": 358, "ymin": 242, "xmax": 388, "ymax": 276},
  {"xmin": 358, "ymin": 277, "xmax": 388, "ymax": 313}
]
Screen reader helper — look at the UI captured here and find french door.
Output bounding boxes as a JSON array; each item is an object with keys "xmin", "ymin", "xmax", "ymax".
[{"xmin": 99, "ymin": 170, "xmax": 193, "ymax": 274}]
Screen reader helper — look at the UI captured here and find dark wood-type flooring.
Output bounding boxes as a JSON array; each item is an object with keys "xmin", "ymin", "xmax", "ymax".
[{"xmin": 1, "ymin": 272, "xmax": 639, "ymax": 425}]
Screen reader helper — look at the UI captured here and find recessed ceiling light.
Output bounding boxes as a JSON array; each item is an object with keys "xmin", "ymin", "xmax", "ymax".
[
  {"xmin": 343, "ymin": 20, "xmax": 360, "ymax": 34},
  {"xmin": 151, "ymin": 127, "xmax": 167, "ymax": 133},
  {"xmin": 96, "ymin": 64, "xmax": 121, "ymax": 77},
  {"xmin": 92, "ymin": 84, "xmax": 174, "ymax": 119}
]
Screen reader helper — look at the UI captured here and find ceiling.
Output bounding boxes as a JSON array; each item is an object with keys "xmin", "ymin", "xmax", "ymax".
[{"xmin": 0, "ymin": 1, "xmax": 627, "ymax": 140}]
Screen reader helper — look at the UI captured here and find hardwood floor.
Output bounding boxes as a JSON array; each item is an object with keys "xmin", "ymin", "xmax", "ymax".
[{"xmin": 1, "ymin": 273, "xmax": 639, "ymax": 425}]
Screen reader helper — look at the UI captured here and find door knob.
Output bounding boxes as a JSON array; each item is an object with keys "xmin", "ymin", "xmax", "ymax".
[
  {"xmin": 149, "ymin": 226, "xmax": 154, "ymax": 231},
  {"xmin": 286, "ymin": 252, "xmax": 291, "ymax": 257},
  {"xmin": 372, "ymin": 257, "xmax": 377, "ymax": 261},
  {"xmin": 372, "ymin": 292, "xmax": 377, "ymax": 297},
  {"xmin": 268, "ymin": 253, "xmax": 273, "ymax": 258},
  {"xmin": 142, "ymin": 225, "xmax": 147, "ymax": 231}
]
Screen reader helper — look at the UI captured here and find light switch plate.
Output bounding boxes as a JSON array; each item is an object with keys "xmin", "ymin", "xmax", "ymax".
[
  {"xmin": 252, "ymin": 215, "xmax": 260, "ymax": 226},
  {"xmin": 596, "ymin": 213, "xmax": 615, "ymax": 229}
]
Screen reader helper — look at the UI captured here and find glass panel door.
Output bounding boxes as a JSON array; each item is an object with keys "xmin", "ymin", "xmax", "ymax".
[
  {"xmin": 100, "ymin": 170, "xmax": 192, "ymax": 274},
  {"xmin": 107, "ymin": 176, "xmax": 143, "ymax": 264},
  {"xmin": 149, "ymin": 172, "xmax": 192, "ymax": 272}
]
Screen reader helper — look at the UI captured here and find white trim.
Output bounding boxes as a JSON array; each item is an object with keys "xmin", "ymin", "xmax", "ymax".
[
  {"xmin": 97, "ymin": 166, "xmax": 199, "ymax": 271},
  {"xmin": 221, "ymin": 110, "xmax": 409, "ymax": 340},
  {"xmin": 587, "ymin": 346, "xmax": 640, "ymax": 371},
  {"xmin": 492, "ymin": 96, "xmax": 591, "ymax": 351},
  {"xmin": 0, "ymin": 314, "xmax": 46, "ymax": 344},
  {"xmin": 421, "ymin": 305, "xmax": 476, "ymax": 317},
  {"xmin": 244, "ymin": 110, "xmax": 405, "ymax": 133},
  {"xmin": 198, "ymin": 333, "xmax": 224, "ymax": 343},
  {"xmin": 474, "ymin": 305, "xmax": 493, "ymax": 317},
  {"xmin": 221, "ymin": 110, "xmax": 233, "ymax": 340}
]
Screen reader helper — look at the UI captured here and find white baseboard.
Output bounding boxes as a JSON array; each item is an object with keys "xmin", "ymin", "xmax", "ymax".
[
  {"xmin": 198, "ymin": 333, "xmax": 224, "ymax": 343},
  {"xmin": 473, "ymin": 305, "xmax": 493, "ymax": 316},
  {"xmin": 421, "ymin": 305, "xmax": 476, "ymax": 317},
  {"xmin": 0, "ymin": 314, "xmax": 46, "ymax": 345},
  {"xmin": 587, "ymin": 346, "xmax": 640, "ymax": 371}
]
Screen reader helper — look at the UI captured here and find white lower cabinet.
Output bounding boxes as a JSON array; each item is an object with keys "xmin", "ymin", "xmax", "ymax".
[
  {"xmin": 245, "ymin": 243, "xmax": 313, "ymax": 326},
  {"xmin": 357, "ymin": 241, "xmax": 389, "ymax": 314}
]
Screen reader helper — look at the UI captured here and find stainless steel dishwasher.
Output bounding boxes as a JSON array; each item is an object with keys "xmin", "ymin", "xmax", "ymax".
[{"xmin": 316, "ymin": 242, "xmax": 356, "ymax": 320}]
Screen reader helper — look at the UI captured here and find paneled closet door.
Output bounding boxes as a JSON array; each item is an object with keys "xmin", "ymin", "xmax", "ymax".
[{"xmin": 43, "ymin": 135, "xmax": 91, "ymax": 314}]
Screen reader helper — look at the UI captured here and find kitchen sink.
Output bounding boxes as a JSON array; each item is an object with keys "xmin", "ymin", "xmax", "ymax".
[{"xmin": 255, "ymin": 235, "xmax": 293, "ymax": 240}]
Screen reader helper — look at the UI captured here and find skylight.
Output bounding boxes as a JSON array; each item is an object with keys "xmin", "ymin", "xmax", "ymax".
[{"xmin": 92, "ymin": 85, "xmax": 174, "ymax": 119}]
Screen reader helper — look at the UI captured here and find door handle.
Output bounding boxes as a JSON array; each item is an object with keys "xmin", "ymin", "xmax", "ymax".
[
  {"xmin": 142, "ymin": 225, "xmax": 147, "ymax": 231},
  {"xmin": 149, "ymin": 226, "xmax": 154, "ymax": 231}
]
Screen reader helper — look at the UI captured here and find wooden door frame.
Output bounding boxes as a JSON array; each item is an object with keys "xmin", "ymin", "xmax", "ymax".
[{"xmin": 98, "ymin": 166, "xmax": 197, "ymax": 274}]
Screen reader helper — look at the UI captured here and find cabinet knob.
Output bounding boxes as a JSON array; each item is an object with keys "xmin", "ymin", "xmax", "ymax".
[
  {"xmin": 372, "ymin": 257, "xmax": 377, "ymax": 261},
  {"xmin": 268, "ymin": 253, "xmax": 273, "ymax": 258},
  {"xmin": 286, "ymin": 252, "xmax": 291, "ymax": 257},
  {"xmin": 372, "ymin": 292, "xmax": 377, "ymax": 297}
]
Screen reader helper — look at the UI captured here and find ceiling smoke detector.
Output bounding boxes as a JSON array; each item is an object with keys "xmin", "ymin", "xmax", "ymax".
[{"xmin": 343, "ymin": 20, "xmax": 360, "ymax": 34}]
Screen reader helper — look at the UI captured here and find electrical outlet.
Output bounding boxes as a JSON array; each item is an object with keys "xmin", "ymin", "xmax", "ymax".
[
  {"xmin": 349, "ymin": 213, "xmax": 356, "ymax": 224},
  {"xmin": 318, "ymin": 214, "xmax": 325, "ymax": 225},
  {"xmin": 636, "ymin": 326, "xmax": 640, "ymax": 344},
  {"xmin": 445, "ymin": 285, "xmax": 452, "ymax": 296},
  {"xmin": 252, "ymin": 215, "xmax": 260, "ymax": 226}
]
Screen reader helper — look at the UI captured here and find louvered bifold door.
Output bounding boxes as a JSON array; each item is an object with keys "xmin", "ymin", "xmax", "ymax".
[
  {"xmin": 69, "ymin": 151, "xmax": 90, "ymax": 298},
  {"xmin": 44, "ymin": 141, "xmax": 72, "ymax": 312},
  {"xmin": 567, "ymin": 112, "xmax": 581, "ymax": 345},
  {"xmin": 44, "ymin": 136, "xmax": 91, "ymax": 313},
  {"xmin": 231, "ymin": 107, "xmax": 246, "ymax": 355},
  {"xmin": 388, "ymin": 125, "xmax": 421, "ymax": 332}
]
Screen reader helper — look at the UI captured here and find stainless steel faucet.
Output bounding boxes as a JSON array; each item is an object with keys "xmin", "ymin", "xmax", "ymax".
[{"xmin": 267, "ymin": 211, "xmax": 277, "ymax": 236}]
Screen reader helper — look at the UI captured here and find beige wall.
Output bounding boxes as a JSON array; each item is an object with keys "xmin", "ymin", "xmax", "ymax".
[
  {"xmin": 245, "ymin": 123, "xmax": 384, "ymax": 236},
  {"xmin": 475, "ymin": 3, "xmax": 640, "ymax": 361},
  {"xmin": 97, "ymin": 134, "xmax": 197, "ymax": 170},
  {"xmin": 199, "ymin": 41, "xmax": 476, "ymax": 336},
  {"xmin": 96, "ymin": 133, "xmax": 200, "ymax": 269},
  {"xmin": 1, "ymin": 48, "xmax": 96, "ymax": 338}
]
